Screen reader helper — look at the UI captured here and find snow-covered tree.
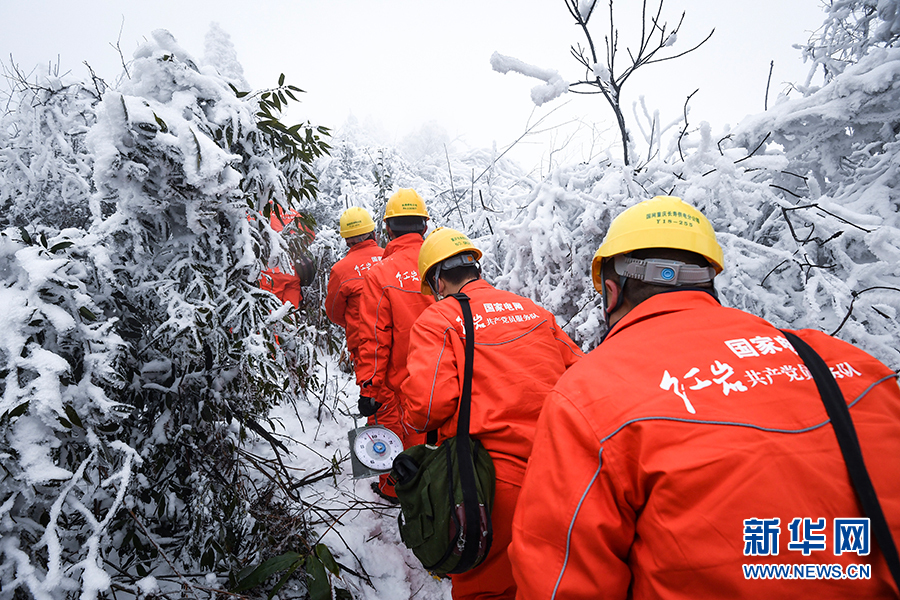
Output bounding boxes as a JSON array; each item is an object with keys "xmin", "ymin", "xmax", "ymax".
[
  {"xmin": 0, "ymin": 71, "xmax": 101, "ymax": 231},
  {"xmin": 506, "ymin": 7, "xmax": 898, "ymax": 372},
  {"xmin": 204, "ymin": 22, "xmax": 250, "ymax": 90},
  {"xmin": 0, "ymin": 226, "xmax": 131, "ymax": 600},
  {"xmin": 800, "ymin": 0, "xmax": 900, "ymax": 83},
  {"xmin": 724, "ymin": 0, "xmax": 900, "ymax": 367},
  {"xmin": 1, "ymin": 28, "xmax": 331, "ymax": 598}
]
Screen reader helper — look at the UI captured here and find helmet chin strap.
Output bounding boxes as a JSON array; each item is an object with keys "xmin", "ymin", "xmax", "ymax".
[{"xmin": 428, "ymin": 261, "xmax": 443, "ymax": 299}]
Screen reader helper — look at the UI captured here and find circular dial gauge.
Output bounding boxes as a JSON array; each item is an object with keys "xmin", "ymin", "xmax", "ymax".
[{"xmin": 352, "ymin": 426, "xmax": 404, "ymax": 471}]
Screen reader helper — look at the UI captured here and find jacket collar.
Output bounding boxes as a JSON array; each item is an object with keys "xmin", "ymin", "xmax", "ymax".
[
  {"xmin": 604, "ymin": 289, "xmax": 721, "ymax": 343},
  {"xmin": 383, "ymin": 233, "xmax": 423, "ymax": 259},
  {"xmin": 347, "ymin": 238, "xmax": 379, "ymax": 255},
  {"xmin": 454, "ymin": 278, "xmax": 490, "ymax": 297}
]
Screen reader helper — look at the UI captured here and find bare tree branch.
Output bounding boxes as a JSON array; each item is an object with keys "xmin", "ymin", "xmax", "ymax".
[
  {"xmin": 831, "ymin": 287, "xmax": 900, "ymax": 336},
  {"xmin": 110, "ymin": 16, "xmax": 131, "ymax": 79},
  {"xmin": 563, "ymin": 0, "xmax": 714, "ymax": 166},
  {"xmin": 677, "ymin": 89, "xmax": 699, "ymax": 162},
  {"xmin": 764, "ymin": 60, "xmax": 775, "ymax": 110}
]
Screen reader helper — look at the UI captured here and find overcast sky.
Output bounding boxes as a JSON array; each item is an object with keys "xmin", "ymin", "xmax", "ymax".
[{"xmin": 4, "ymin": 0, "xmax": 825, "ymax": 170}]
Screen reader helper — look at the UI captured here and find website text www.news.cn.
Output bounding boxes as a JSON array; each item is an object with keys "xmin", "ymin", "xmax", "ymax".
[{"xmin": 743, "ymin": 563, "xmax": 871, "ymax": 580}]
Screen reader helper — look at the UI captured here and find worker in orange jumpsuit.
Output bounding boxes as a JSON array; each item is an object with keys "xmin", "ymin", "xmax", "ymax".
[
  {"xmin": 325, "ymin": 207, "xmax": 384, "ymax": 365},
  {"xmin": 402, "ymin": 227, "xmax": 584, "ymax": 600},
  {"xmin": 259, "ymin": 208, "xmax": 315, "ymax": 307},
  {"xmin": 355, "ymin": 189, "xmax": 435, "ymax": 499},
  {"xmin": 325, "ymin": 206, "xmax": 394, "ymax": 497},
  {"xmin": 509, "ymin": 196, "xmax": 900, "ymax": 599}
]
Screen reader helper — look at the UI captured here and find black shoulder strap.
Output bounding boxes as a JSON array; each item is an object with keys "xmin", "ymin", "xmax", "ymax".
[
  {"xmin": 453, "ymin": 293, "xmax": 476, "ymax": 440},
  {"xmin": 451, "ymin": 292, "xmax": 480, "ymax": 572},
  {"xmin": 782, "ymin": 329, "xmax": 900, "ymax": 590}
]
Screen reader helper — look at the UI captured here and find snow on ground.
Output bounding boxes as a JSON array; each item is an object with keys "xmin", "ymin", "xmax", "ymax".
[{"xmin": 264, "ymin": 350, "xmax": 452, "ymax": 600}]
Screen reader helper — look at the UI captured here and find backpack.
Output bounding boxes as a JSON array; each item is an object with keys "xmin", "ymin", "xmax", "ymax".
[{"xmin": 390, "ymin": 293, "xmax": 495, "ymax": 576}]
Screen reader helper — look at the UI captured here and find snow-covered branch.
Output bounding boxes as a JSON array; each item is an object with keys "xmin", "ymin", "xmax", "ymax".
[{"xmin": 490, "ymin": 52, "xmax": 569, "ymax": 106}]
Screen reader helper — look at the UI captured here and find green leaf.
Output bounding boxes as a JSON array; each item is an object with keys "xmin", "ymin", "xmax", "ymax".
[
  {"xmin": 79, "ymin": 306, "xmax": 98, "ymax": 321},
  {"xmin": 154, "ymin": 113, "xmax": 169, "ymax": 133},
  {"xmin": 305, "ymin": 555, "xmax": 331, "ymax": 600},
  {"xmin": 231, "ymin": 552, "xmax": 303, "ymax": 593},
  {"xmin": 200, "ymin": 546, "xmax": 215, "ymax": 570},
  {"xmin": 4, "ymin": 401, "xmax": 29, "ymax": 420},
  {"xmin": 235, "ymin": 563, "xmax": 258, "ymax": 584},
  {"xmin": 191, "ymin": 131, "xmax": 202, "ymax": 170},
  {"xmin": 267, "ymin": 559, "xmax": 304, "ymax": 600},
  {"xmin": 119, "ymin": 94, "xmax": 129, "ymax": 122},
  {"xmin": 49, "ymin": 241, "xmax": 74, "ymax": 253},
  {"xmin": 315, "ymin": 544, "xmax": 340, "ymax": 576},
  {"xmin": 64, "ymin": 404, "xmax": 84, "ymax": 429},
  {"xmin": 278, "ymin": 73, "xmax": 286, "ymax": 87}
]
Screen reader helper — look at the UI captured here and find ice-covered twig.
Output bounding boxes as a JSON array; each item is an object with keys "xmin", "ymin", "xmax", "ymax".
[
  {"xmin": 490, "ymin": 52, "xmax": 569, "ymax": 107},
  {"xmin": 831, "ymin": 287, "xmax": 900, "ymax": 336},
  {"xmin": 66, "ymin": 439, "xmax": 140, "ymax": 600}
]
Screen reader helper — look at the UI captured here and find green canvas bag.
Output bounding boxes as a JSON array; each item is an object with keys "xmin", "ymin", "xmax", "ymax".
[{"xmin": 390, "ymin": 292, "xmax": 495, "ymax": 576}]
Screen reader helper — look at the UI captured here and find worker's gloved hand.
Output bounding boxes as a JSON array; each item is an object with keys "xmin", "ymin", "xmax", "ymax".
[{"xmin": 358, "ymin": 396, "xmax": 382, "ymax": 417}]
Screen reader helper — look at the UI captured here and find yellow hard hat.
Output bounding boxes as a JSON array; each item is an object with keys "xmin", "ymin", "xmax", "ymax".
[
  {"xmin": 418, "ymin": 227, "xmax": 483, "ymax": 295},
  {"xmin": 384, "ymin": 188, "xmax": 429, "ymax": 220},
  {"xmin": 591, "ymin": 196, "xmax": 724, "ymax": 293},
  {"xmin": 339, "ymin": 207, "xmax": 375, "ymax": 238}
]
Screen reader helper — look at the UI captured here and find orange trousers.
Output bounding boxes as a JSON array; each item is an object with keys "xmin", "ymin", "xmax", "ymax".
[{"xmin": 449, "ymin": 480, "xmax": 519, "ymax": 600}]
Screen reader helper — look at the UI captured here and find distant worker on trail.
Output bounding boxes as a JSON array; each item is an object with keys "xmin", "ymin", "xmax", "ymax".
[
  {"xmin": 403, "ymin": 227, "xmax": 584, "ymax": 600},
  {"xmin": 325, "ymin": 207, "xmax": 384, "ymax": 367},
  {"xmin": 355, "ymin": 188, "xmax": 435, "ymax": 499},
  {"xmin": 259, "ymin": 207, "xmax": 315, "ymax": 307},
  {"xmin": 509, "ymin": 195, "xmax": 900, "ymax": 599}
]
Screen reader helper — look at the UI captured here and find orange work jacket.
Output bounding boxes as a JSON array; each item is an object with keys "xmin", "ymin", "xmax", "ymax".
[
  {"xmin": 260, "ymin": 271, "xmax": 302, "ymax": 307},
  {"xmin": 510, "ymin": 290, "xmax": 900, "ymax": 600},
  {"xmin": 355, "ymin": 233, "xmax": 434, "ymax": 400},
  {"xmin": 402, "ymin": 279, "xmax": 583, "ymax": 485},
  {"xmin": 324, "ymin": 239, "xmax": 383, "ymax": 363},
  {"xmin": 259, "ymin": 209, "xmax": 313, "ymax": 307}
]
